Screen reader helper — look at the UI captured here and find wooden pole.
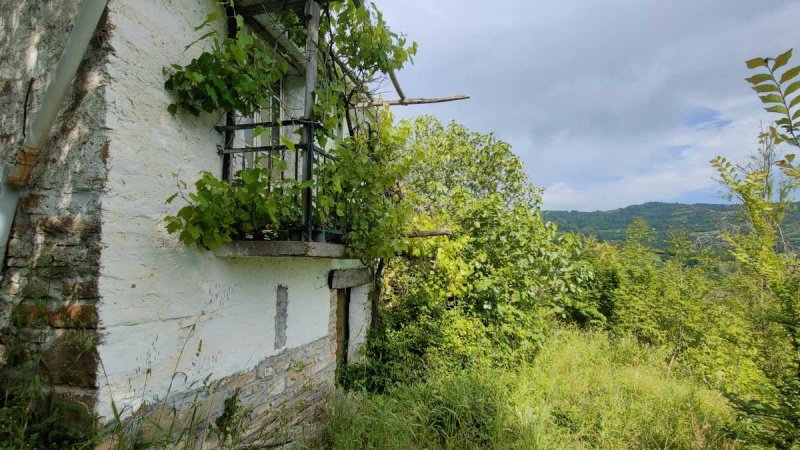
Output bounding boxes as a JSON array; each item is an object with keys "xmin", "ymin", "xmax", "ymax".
[
  {"xmin": 356, "ymin": 95, "xmax": 470, "ymax": 108},
  {"xmin": 406, "ymin": 228, "xmax": 453, "ymax": 238},
  {"xmin": 222, "ymin": 4, "xmax": 237, "ymax": 181},
  {"xmin": 303, "ymin": 1, "xmax": 321, "ymax": 119},
  {"xmin": 388, "ymin": 69, "xmax": 406, "ymax": 101},
  {"xmin": 302, "ymin": 0, "xmax": 321, "ymax": 240}
]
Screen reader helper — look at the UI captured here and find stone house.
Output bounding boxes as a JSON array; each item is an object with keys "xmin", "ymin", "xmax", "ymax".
[{"xmin": 0, "ymin": 0, "xmax": 375, "ymax": 438}]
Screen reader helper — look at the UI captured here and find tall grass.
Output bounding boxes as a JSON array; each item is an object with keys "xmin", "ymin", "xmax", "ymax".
[{"xmin": 306, "ymin": 328, "xmax": 743, "ymax": 449}]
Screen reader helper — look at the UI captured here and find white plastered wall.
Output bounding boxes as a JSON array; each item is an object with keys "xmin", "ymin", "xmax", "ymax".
[{"xmin": 97, "ymin": 0, "xmax": 363, "ymax": 421}]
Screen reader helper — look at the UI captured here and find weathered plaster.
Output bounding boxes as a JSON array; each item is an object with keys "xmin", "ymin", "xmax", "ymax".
[{"xmin": 98, "ymin": 0, "xmax": 367, "ymax": 423}]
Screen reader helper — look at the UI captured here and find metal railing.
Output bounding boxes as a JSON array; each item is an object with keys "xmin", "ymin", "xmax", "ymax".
[{"xmin": 216, "ymin": 118, "xmax": 345, "ymax": 243}]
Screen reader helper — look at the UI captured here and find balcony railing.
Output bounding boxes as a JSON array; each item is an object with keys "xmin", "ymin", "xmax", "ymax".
[{"xmin": 215, "ymin": 118, "xmax": 346, "ymax": 244}]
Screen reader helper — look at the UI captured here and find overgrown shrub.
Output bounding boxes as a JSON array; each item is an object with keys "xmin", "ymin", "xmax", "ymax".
[{"xmin": 340, "ymin": 117, "xmax": 600, "ymax": 390}]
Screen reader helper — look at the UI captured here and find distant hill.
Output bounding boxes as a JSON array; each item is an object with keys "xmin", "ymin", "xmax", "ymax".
[{"xmin": 543, "ymin": 202, "xmax": 800, "ymax": 249}]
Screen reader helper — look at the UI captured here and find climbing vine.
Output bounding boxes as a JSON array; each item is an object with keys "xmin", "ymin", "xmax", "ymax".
[
  {"xmin": 316, "ymin": 109, "xmax": 413, "ymax": 259},
  {"xmin": 163, "ymin": 1, "xmax": 417, "ymax": 258},
  {"xmin": 165, "ymin": 157, "xmax": 306, "ymax": 250},
  {"xmin": 164, "ymin": 0, "xmax": 416, "ymax": 127},
  {"xmin": 164, "ymin": 13, "xmax": 287, "ymax": 116},
  {"xmin": 165, "ymin": 110, "xmax": 412, "ymax": 258}
]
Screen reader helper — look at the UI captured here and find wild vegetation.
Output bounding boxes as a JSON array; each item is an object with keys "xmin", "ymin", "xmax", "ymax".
[{"xmin": 319, "ymin": 49, "xmax": 800, "ymax": 449}]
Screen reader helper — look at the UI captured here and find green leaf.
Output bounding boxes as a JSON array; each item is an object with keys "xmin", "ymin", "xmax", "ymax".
[
  {"xmin": 753, "ymin": 84, "xmax": 779, "ymax": 93},
  {"xmin": 253, "ymin": 125, "xmax": 269, "ymax": 138},
  {"xmin": 194, "ymin": 11, "xmax": 221, "ymax": 31},
  {"xmin": 746, "ymin": 57, "xmax": 768, "ymax": 69},
  {"xmin": 760, "ymin": 94, "xmax": 784, "ymax": 104},
  {"xmin": 184, "ymin": 31, "xmax": 218, "ymax": 52},
  {"xmin": 789, "ymin": 95, "xmax": 800, "ymax": 109},
  {"xmin": 280, "ymin": 135, "xmax": 297, "ymax": 152},
  {"xmin": 745, "ymin": 74, "xmax": 772, "ymax": 85},
  {"xmin": 773, "ymin": 49, "xmax": 793, "ymax": 71},
  {"xmin": 785, "ymin": 80, "xmax": 800, "ymax": 97},
  {"xmin": 767, "ymin": 105, "xmax": 789, "ymax": 115},
  {"xmin": 780, "ymin": 65, "xmax": 800, "ymax": 84}
]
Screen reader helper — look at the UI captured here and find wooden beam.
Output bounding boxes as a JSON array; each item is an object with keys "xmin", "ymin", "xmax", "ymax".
[
  {"xmin": 407, "ymin": 228, "xmax": 453, "ymax": 238},
  {"xmin": 388, "ymin": 69, "xmax": 406, "ymax": 101},
  {"xmin": 328, "ymin": 268, "xmax": 372, "ymax": 289},
  {"xmin": 242, "ymin": 14, "xmax": 305, "ymax": 73},
  {"xmin": 214, "ymin": 241, "xmax": 352, "ymax": 258},
  {"xmin": 237, "ymin": 0, "xmax": 332, "ymax": 16},
  {"xmin": 357, "ymin": 95, "xmax": 470, "ymax": 108},
  {"xmin": 303, "ymin": 1, "xmax": 321, "ymax": 118},
  {"xmin": 302, "ymin": 0, "xmax": 321, "ymax": 239}
]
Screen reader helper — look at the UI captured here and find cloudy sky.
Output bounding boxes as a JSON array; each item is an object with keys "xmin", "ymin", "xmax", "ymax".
[{"xmin": 378, "ymin": 1, "xmax": 800, "ymax": 211}]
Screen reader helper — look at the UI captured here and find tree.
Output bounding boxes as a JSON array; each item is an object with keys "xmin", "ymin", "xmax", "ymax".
[{"xmin": 708, "ymin": 49, "xmax": 800, "ymax": 446}]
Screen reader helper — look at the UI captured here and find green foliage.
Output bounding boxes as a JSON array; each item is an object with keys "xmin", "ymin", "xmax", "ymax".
[
  {"xmin": 324, "ymin": 1, "xmax": 417, "ymax": 77},
  {"xmin": 745, "ymin": 49, "xmax": 800, "ymax": 148},
  {"xmin": 164, "ymin": 112, "xmax": 412, "ymax": 258},
  {"xmin": 316, "ymin": 110, "xmax": 413, "ymax": 259},
  {"xmin": 711, "ymin": 140, "xmax": 800, "ymax": 446},
  {"xmin": 342, "ymin": 117, "xmax": 600, "ymax": 391},
  {"xmin": 580, "ymin": 222, "xmax": 765, "ymax": 396},
  {"xmin": 312, "ymin": 1, "xmax": 418, "ymax": 135},
  {"xmin": 164, "ymin": 158, "xmax": 304, "ymax": 250},
  {"xmin": 0, "ymin": 382, "xmax": 93, "ymax": 450},
  {"xmin": 164, "ymin": 1, "xmax": 417, "ymax": 133},
  {"xmin": 213, "ymin": 390, "xmax": 250, "ymax": 448},
  {"xmin": 313, "ymin": 329, "xmax": 742, "ymax": 449},
  {"xmin": 163, "ymin": 4, "xmax": 418, "ymax": 260},
  {"xmin": 164, "ymin": 13, "xmax": 287, "ymax": 116}
]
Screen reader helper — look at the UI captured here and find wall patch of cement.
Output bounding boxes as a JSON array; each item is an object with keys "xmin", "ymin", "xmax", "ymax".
[{"xmin": 274, "ymin": 285, "xmax": 288, "ymax": 349}]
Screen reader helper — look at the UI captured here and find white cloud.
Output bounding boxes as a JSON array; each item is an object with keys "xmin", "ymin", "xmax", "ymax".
[{"xmin": 378, "ymin": 0, "xmax": 800, "ymax": 210}]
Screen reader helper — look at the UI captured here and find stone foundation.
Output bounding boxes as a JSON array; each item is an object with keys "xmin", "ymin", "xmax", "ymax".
[{"xmin": 97, "ymin": 287, "xmax": 341, "ymax": 448}]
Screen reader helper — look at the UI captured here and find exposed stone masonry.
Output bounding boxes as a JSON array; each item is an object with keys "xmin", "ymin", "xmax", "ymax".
[
  {"xmin": 0, "ymin": 0, "xmax": 111, "ymax": 430},
  {"xmin": 122, "ymin": 290, "xmax": 341, "ymax": 447}
]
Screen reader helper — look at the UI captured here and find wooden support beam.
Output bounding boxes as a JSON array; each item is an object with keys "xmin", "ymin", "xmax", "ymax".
[
  {"xmin": 302, "ymin": 0, "xmax": 321, "ymax": 240},
  {"xmin": 407, "ymin": 228, "xmax": 453, "ymax": 238},
  {"xmin": 214, "ymin": 241, "xmax": 352, "ymax": 258},
  {"xmin": 388, "ymin": 69, "xmax": 406, "ymax": 101},
  {"xmin": 328, "ymin": 268, "xmax": 372, "ymax": 289},
  {"xmin": 357, "ymin": 95, "xmax": 470, "ymax": 108},
  {"xmin": 241, "ymin": 14, "xmax": 305, "ymax": 73},
  {"xmin": 237, "ymin": 0, "xmax": 332, "ymax": 16},
  {"xmin": 302, "ymin": 1, "xmax": 321, "ymax": 118}
]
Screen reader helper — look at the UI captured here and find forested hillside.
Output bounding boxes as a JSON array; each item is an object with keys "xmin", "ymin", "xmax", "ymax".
[{"xmin": 545, "ymin": 202, "xmax": 800, "ymax": 248}]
